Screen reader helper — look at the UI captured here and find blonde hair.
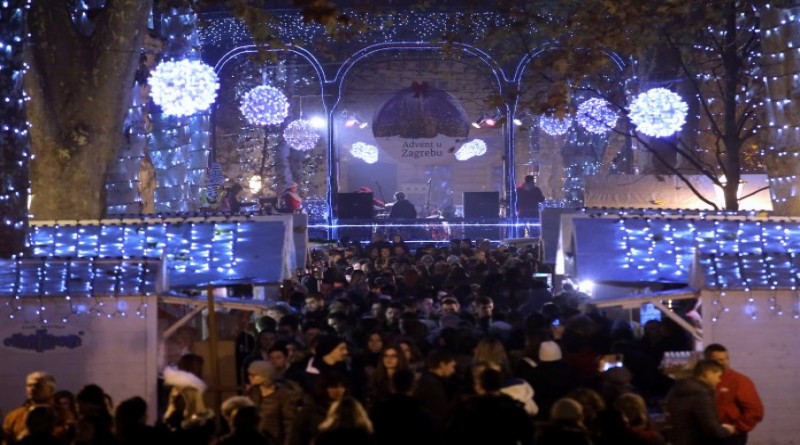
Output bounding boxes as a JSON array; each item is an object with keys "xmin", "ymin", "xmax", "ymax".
[
  {"xmin": 472, "ymin": 336, "xmax": 509, "ymax": 368},
  {"xmin": 318, "ymin": 397, "xmax": 373, "ymax": 433}
]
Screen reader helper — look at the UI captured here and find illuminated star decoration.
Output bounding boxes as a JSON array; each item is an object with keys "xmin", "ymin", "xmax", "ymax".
[
  {"xmin": 539, "ymin": 114, "xmax": 573, "ymax": 136},
  {"xmin": 576, "ymin": 98, "xmax": 618, "ymax": 134},
  {"xmin": 628, "ymin": 88, "xmax": 688, "ymax": 137},
  {"xmin": 283, "ymin": 119, "xmax": 320, "ymax": 151},
  {"xmin": 350, "ymin": 142, "xmax": 379, "ymax": 164},
  {"xmin": 240, "ymin": 85, "xmax": 290, "ymax": 126},
  {"xmin": 454, "ymin": 139, "xmax": 487, "ymax": 161},
  {"xmin": 149, "ymin": 59, "xmax": 219, "ymax": 117}
]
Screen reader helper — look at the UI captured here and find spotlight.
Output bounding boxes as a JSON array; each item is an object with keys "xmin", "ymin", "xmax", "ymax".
[
  {"xmin": 472, "ymin": 112, "xmax": 502, "ymax": 128},
  {"xmin": 308, "ymin": 116, "xmax": 326, "ymax": 129},
  {"xmin": 341, "ymin": 109, "xmax": 368, "ymax": 129},
  {"xmin": 513, "ymin": 117, "xmax": 523, "ymax": 126}
]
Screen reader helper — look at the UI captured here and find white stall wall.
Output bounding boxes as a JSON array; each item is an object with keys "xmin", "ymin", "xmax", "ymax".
[
  {"xmin": 702, "ymin": 291, "xmax": 800, "ymax": 445},
  {"xmin": 0, "ymin": 297, "xmax": 158, "ymax": 422}
]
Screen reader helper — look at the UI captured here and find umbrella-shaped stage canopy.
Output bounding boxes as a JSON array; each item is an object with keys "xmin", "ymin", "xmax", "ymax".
[{"xmin": 372, "ymin": 82, "xmax": 471, "ymax": 164}]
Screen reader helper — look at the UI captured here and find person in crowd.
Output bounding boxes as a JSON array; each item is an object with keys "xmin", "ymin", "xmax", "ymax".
[
  {"xmin": 413, "ymin": 349, "xmax": 458, "ymax": 432},
  {"xmin": 281, "ymin": 182, "xmax": 302, "ymax": 213},
  {"xmin": 114, "ymin": 396, "xmax": 162, "ymax": 445},
  {"xmin": 16, "ymin": 407, "xmax": 61, "ymax": 445},
  {"xmin": 366, "ymin": 345, "xmax": 410, "ymax": 406},
  {"xmin": 665, "ymin": 359, "xmax": 735, "ymax": 445},
  {"xmin": 474, "ymin": 296, "xmax": 495, "ymax": 333},
  {"xmin": 300, "ymin": 335, "xmax": 354, "ymax": 398},
  {"xmin": 446, "ymin": 368, "xmax": 534, "ymax": 445},
  {"xmin": 704, "ymin": 343, "xmax": 764, "ymax": 445},
  {"xmin": 73, "ymin": 385, "xmax": 114, "ymax": 445},
  {"xmin": 612, "ymin": 393, "xmax": 666, "ymax": 445},
  {"xmin": 290, "ymin": 374, "xmax": 347, "ymax": 445},
  {"xmin": 314, "ymin": 397, "xmax": 374, "ymax": 445},
  {"xmin": 220, "ymin": 396, "xmax": 255, "ymax": 436},
  {"xmin": 534, "ymin": 397, "xmax": 592, "ymax": 445},
  {"xmin": 3, "ymin": 372, "xmax": 58, "ymax": 445},
  {"xmin": 516, "ymin": 174, "xmax": 545, "ymax": 218},
  {"xmin": 247, "ymin": 361, "xmax": 297, "ymax": 445},
  {"xmin": 162, "ymin": 366, "xmax": 215, "ymax": 444},
  {"xmin": 388, "ymin": 192, "xmax": 417, "ymax": 219},
  {"xmin": 371, "ymin": 369, "xmax": 438, "ymax": 445},
  {"xmin": 216, "ymin": 406, "xmax": 273, "ymax": 445}
]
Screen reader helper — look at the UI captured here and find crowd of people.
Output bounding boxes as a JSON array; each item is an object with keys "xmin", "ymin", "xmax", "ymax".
[{"xmin": 2, "ymin": 234, "xmax": 764, "ymax": 445}]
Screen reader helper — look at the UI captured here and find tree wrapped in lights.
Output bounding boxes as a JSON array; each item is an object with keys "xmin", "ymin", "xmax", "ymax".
[
  {"xmin": 539, "ymin": 114, "xmax": 573, "ymax": 136},
  {"xmin": 350, "ymin": 142, "xmax": 379, "ymax": 164},
  {"xmin": 240, "ymin": 85, "xmax": 290, "ymax": 126},
  {"xmin": 455, "ymin": 139, "xmax": 487, "ymax": 161},
  {"xmin": 629, "ymin": 88, "xmax": 688, "ymax": 137},
  {"xmin": 149, "ymin": 59, "xmax": 220, "ymax": 117},
  {"xmin": 576, "ymin": 98, "xmax": 618, "ymax": 134},
  {"xmin": 283, "ymin": 119, "xmax": 320, "ymax": 151}
]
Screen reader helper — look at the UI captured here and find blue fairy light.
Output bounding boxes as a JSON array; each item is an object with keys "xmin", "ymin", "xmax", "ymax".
[
  {"xmin": 240, "ymin": 85, "xmax": 289, "ymax": 126},
  {"xmin": 149, "ymin": 59, "xmax": 219, "ymax": 117}
]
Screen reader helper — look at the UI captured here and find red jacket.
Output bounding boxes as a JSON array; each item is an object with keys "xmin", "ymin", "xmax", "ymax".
[{"xmin": 715, "ymin": 368, "xmax": 764, "ymax": 434}]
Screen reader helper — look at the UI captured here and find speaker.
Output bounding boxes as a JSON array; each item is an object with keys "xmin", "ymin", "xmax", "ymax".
[
  {"xmin": 463, "ymin": 191, "xmax": 500, "ymax": 219},
  {"xmin": 337, "ymin": 192, "xmax": 374, "ymax": 219}
]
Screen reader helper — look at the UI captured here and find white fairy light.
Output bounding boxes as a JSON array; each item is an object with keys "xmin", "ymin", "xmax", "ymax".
[
  {"xmin": 350, "ymin": 142, "xmax": 379, "ymax": 164},
  {"xmin": 149, "ymin": 59, "xmax": 219, "ymax": 117},
  {"xmin": 240, "ymin": 85, "xmax": 290, "ymax": 126},
  {"xmin": 628, "ymin": 88, "xmax": 688, "ymax": 137},
  {"xmin": 283, "ymin": 119, "xmax": 320, "ymax": 151},
  {"xmin": 576, "ymin": 98, "xmax": 618, "ymax": 134},
  {"xmin": 454, "ymin": 139, "xmax": 487, "ymax": 161},
  {"xmin": 539, "ymin": 114, "xmax": 573, "ymax": 136}
]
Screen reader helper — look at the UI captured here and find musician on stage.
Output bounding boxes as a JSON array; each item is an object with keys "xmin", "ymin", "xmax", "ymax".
[
  {"xmin": 516, "ymin": 175, "xmax": 545, "ymax": 218},
  {"xmin": 388, "ymin": 192, "xmax": 417, "ymax": 219}
]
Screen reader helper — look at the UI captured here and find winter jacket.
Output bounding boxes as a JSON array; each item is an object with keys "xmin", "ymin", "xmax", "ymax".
[
  {"xmin": 249, "ymin": 386, "xmax": 298, "ymax": 445},
  {"xmin": 716, "ymin": 368, "xmax": 764, "ymax": 434},
  {"xmin": 501, "ymin": 377, "xmax": 539, "ymax": 416},
  {"xmin": 665, "ymin": 377, "xmax": 731, "ymax": 445},
  {"xmin": 446, "ymin": 393, "xmax": 534, "ymax": 445}
]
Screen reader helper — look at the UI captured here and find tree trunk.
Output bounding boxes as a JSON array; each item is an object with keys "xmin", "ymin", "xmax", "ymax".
[{"xmin": 25, "ymin": 1, "xmax": 151, "ymax": 220}]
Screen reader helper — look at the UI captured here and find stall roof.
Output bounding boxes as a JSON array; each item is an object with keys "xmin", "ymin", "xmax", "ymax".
[
  {"xmin": 570, "ymin": 211, "xmax": 800, "ymax": 285},
  {"xmin": 27, "ymin": 214, "xmax": 297, "ymax": 289},
  {"xmin": 0, "ymin": 257, "xmax": 161, "ymax": 298}
]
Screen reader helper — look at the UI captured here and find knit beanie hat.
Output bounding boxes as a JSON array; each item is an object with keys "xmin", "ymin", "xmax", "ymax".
[
  {"xmin": 248, "ymin": 360, "xmax": 275, "ymax": 383},
  {"xmin": 539, "ymin": 341, "xmax": 563, "ymax": 362},
  {"xmin": 315, "ymin": 335, "xmax": 344, "ymax": 358}
]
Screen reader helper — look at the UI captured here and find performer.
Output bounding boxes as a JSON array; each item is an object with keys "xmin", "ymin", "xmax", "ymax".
[
  {"xmin": 281, "ymin": 182, "xmax": 302, "ymax": 213},
  {"xmin": 389, "ymin": 192, "xmax": 417, "ymax": 219},
  {"xmin": 516, "ymin": 175, "xmax": 545, "ymax": 218}
]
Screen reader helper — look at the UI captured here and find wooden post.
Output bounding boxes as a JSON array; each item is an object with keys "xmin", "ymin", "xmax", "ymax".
[{"xmin": 205, "ymin": 285, "xmax": 222, "ymax": 417}]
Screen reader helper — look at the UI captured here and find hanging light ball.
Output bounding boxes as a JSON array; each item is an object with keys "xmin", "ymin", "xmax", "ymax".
[
  {"xmin": 240, "ymin": 85, "xmax": 290, "ymax": 126},
  {"xmin": 149, "ymin": 59, "xmax": 219, "ymax": 117},
  {"xmin": 455, "ymin": 139, "xmax": 487, "ymax": 161},
  {"xmin": 628, "ymin": 88, "xmax": 688, "ymax": 137},
  {"xmin": 576, "ymin": 98, "xmax": 618, "ymax": 134},
  {"xmin": 350, "ymin": 142, "xmax": 379, "ymax": 164},
  {"xmin": 283, "ymin": 119, "xmax": 320, "ymax": 151},
  {"xmin": 539, "ymin": 114, "xmax": 573, "ymax": 136}
]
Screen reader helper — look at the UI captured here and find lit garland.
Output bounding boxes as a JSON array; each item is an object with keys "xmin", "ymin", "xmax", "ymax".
[
  {"xmin": 628, "ymin": 88, "xmax": 688, "ymax": 137},
  {"xmin": 539, "ymin": 114, "xmax": 573, "ymax": 136},
  {"xmin": 350, "ymin": 142, "xmax": 379, "ymax": 164},
  {"xmin": 283, "ymin": 119, "xmax": 320, "ymax": 151},
  {"xmin": 454, "ymin": 139, "xmax": 487, "ymax": 161},
  {"xmin": 240, "ymin": 85, "xmax": 290, "ymax": 126},
  {"xmin": 0, "ymin": 0, "xmax": 29, "ymax": 257},
  {"xmin": 149, "ymin": 59, "xmax": 219, "ymax": 117},
  {"xmin": 576, "ymin": 98, "xmax": 618, "ymax": 134}
]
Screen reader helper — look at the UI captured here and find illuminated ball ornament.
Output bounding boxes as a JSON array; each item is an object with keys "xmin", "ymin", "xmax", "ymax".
[
  {"xmin": 539, "ymin": 114, "xmax": 573, "ymax": 136},
  {"xmin": 283, "ymin": 119, "xmax": 320, "ymax": 151},
  {"xmin": 628, "ymin": 88, "xmax": 688, "ymax": 137},
  {"xmin": 350, "ymin": 142, "xmax": 379, "ymax": 164},
  {"xmin": 240, "ymin": 85, "xmax": 290, "ymax": 126},
  {"xmin": 576, "ymin": 98, "xmax": 618, "ymax": 134},
  {"xmin": 455, "ymin": 139, "xmax": 487, "ymax": 161},
  {"xmin": 148, "ymin": 59, "xmax": 219, "ymax": 117}
]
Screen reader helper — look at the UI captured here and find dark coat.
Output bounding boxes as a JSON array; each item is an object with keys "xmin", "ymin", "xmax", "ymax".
[
  {"xmin": 446, "ymin": 394, "xmax": 534, "ymax": 445},
  {"xmin": 665, "ymin": 378, "xmax": 731, "ymax": 445},
  {"xmin": 289, "ymin": 397, "xmax": 329, "ymax": 445},
  {"xmin": 534, "ymin": 421, "xmax": 592, "ymax": 445},
  {"xmin": 370, "ymin": 394, "xmax": 439, "ymax": 445},
  {"xmin": 389, "ymin": 199, "xmax": 417, "ymax": 219},
  {"xmin": 413, "ymin": 371, "xmax": 454, "ymax": 431},
  {"xmin": 315, "ymin": 428, "xmax": 374, "ymax": 445}
]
